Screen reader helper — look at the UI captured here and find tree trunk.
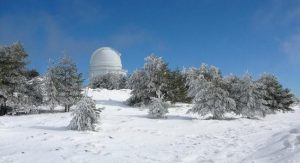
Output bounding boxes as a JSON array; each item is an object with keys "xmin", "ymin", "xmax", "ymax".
[{"xmin": 64, "ymin": 105, "xmax": 67, "ymax": 112}]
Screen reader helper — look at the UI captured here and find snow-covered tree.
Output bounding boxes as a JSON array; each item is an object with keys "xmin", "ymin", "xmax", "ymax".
[
  {"xmin": 0, "ymin": 42, "xmax": 27, "ymax": 98},
  {"xmin": 127, "ymin": 54, "xmax": 168, "ymax": 106},
  {"xmin": 68, "ymin": 96, "xmax": 102, "ymax": 131},
  {"xmin": 257, "ymin": 74, "xmax": 295, "ymax": 113},
  {"xmin": 277, "ymin": 88, "xmax": 296, "ymax": 112},
  {"xmin": 184, "ymin": 64, "xmax": 210, "ymax": 98},
  {"xmin": 148, "ymin": 97, "xmax": 168, "ymax": 118},
  {"xmin": 234, "ymin": 73, "xmax": 269, "ymax": 118},
  {"xmin": 186, "ymin": 65, "xmax": 236, "ymax": 119},
  {"xmin": 127, "ymin": 69, "xmax": 148, "ymax": 106},
  {"xmin": 225, "ymin": 74, "xmax": 242, "ymax": 104},
  {"xmin": 0, "ymin": 42, "xmax": 34, "ymax": 112},
  {"xmin": 44, "ymin": 62, "xmax": 58, "ymax": 111},
  {"xmin": 54, "ymin": 54, "xmax": 83, "ymax": 112},
  {"xmin": 144, "ymin": 54, "xmax": 168, "ymax": 99},
  {"xmin": 90, "ymin": 73, "xmax": 127, "ymax": 90},
  {"xmin": 24, "ymin": 77, "xmax": 43, "ymax": 108}
]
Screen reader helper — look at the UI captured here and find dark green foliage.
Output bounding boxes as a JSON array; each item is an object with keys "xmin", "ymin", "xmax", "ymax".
[
  {"xmin": 25, "ymin": 69, "xmax": 39, "ymax": 80},
  {"xmin": 258, "ymin": 74, "xmax": 295, "ymax": 113},
  {"xmin": 25, "ymin": 78, "xmax": 43, "ymax": 107},
  {"xmin": 164, "ymin": 69, "xmax": 191, "ymax": 103}
]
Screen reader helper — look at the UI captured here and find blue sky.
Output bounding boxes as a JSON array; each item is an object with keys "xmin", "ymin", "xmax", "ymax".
[{"xmin": 0, "ymin": 0, "xmax": 299, "ymax": 96}]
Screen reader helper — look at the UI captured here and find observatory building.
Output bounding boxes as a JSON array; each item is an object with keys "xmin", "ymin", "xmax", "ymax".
[{"xmin": 89, "ymin": 47, "xmax": 126, "ymax": 80}]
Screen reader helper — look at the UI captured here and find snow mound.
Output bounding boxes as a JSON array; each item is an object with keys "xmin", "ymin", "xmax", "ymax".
[{"xmin": 245, "ymin": 126, "xmax": 300, "ymax": 162}]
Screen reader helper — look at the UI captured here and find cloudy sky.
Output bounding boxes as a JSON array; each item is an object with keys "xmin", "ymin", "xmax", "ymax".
[{"xmin": 0, "ymin": 0, "xmax": 299, "ymax": 96}]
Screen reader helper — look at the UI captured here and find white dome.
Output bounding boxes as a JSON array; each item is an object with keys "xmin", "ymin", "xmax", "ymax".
[{"xmin": 89, "ymin": 47, "xmax": 125, "ymax": 79}]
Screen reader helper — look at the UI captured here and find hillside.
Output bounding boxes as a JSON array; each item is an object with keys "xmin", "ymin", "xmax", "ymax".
[{"xmin": 0, "ymin": 89, "xmax": 299, "ymax": 163}]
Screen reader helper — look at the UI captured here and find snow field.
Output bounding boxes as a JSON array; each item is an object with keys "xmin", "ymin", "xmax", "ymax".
[{"xmin": 0, "ymin": 89, "xmax": 299, "ymax": 163}]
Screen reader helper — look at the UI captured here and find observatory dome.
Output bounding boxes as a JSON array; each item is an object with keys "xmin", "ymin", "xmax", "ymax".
[{"xmin": 89, "ymin": 47, "xmax": 126, "ymax": 80}]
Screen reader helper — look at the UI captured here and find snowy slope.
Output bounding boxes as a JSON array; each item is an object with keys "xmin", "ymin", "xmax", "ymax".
[{"xmin": 0, "ymin": 89, "xmax": 300, "ymax": 163}]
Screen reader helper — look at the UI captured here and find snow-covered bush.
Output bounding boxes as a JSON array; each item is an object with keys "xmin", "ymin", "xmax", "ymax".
[
  {"xmin": 68, "ymin": 96, "xmax": 102, "ymax": 131},
  {"xmin": 90, "ymin": 73, "xmax": 127, "ymax": 90},
  {"xmin": 148, "ymin": 97, "xmax": 168, "ymax": 118}
]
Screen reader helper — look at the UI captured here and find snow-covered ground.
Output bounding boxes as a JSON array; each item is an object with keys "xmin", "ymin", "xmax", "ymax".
[{"xmin": 0, "ymin": 89, "xmax": 299, "ymax": 163}]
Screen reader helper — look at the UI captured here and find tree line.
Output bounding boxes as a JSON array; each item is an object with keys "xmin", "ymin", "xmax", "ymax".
[
  {"xmin": 127, "ymin": 54, "xmax": 297, "ymax": 119},
  {"xmin": 0, "ymin": 42, "xmax": 297, "ymax": 122},
  {"xmin": 0, "ymin": 42, "xmax": 83, "ymax": 115}
]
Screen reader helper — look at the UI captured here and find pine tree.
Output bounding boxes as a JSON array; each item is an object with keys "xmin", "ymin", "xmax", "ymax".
[
  {"xmin": 144, "ymin": 54, "xmax": 168, "ymax": 99},
  {"xmin": 184, "ymin": 64, "xmax": 212, "ymax": 99},
  {"xmin": 164, "ymin": 69, "xmax": 191, "ymax": 103},
  {"xmin": 25, "ymin": 77, "xmax": 43, "ymax": 108},
  {"xmin": 225, "ymin": 74, "xmax": 242, "ymax": 106},
  {"xmin": 234, "ymin": 73, "xmax": 269, "ymax": 118},
  {"xmin": 45, "ymin": 62, "xmax": 58, "ymax": 111},
  {"xmin": 148, "ymin": 97, "xmax": 168, "ymax": 118},
  {"xmin": 0, "ymin": 42, "xmax": 31, "ymax": 111},
  {"xmin": 186, "ymin": 65, "xmax": 236, "ymax": 119},
  {"xmin": 127, "ymin": 54, "xmax": 168, "ymax": 106},
  {"xmin": 127, "ymin": 69, "xmax": 148, "ymax": 106},
  {"xmin": 0, "ymin": 42, "xmax": 27, "ymax": 97},
  {"xmin": 54, "ymin": 54, "xmax": 83, "ymax": 112},
  {"xmin": 257, "ymin": 74, "xmax": 295, "ymax": 113},
  {"xmin": 277, "ymin": 88, "xmax": 295, "ymax": 112},
  {"xmin": 68, "ymin": 96, "xmax": 102, "ymax": 131}
]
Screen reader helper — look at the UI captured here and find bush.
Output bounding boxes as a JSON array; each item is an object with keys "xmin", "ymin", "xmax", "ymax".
[
  {"xmin": 68, "ymin": 96, "xmax": 102, "ymax": 131},
  {"xmin": 148, "ymin": 97, "xmax": 168, "ymax": 118}
]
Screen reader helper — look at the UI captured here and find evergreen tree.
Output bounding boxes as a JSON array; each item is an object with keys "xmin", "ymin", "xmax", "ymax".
[
  {"xmin": 277, "ymin": 88, "xmax": 295, "ymax": 112},
  {"xmin": 183, "ymin": 67, "xmax": 202, "ymax": 98},
  {"xmin": 0, "ymin": 42, "xmax": 32, "ymax": 111},
  {"xmin": 45, "ymin": 62, "xmax": 58, "ymax": 111},
  {"xmin": 257, "ymin": 74, "xmax": 295, "ymax": 113},
  {"xmin": 0, "ymin": 42, "xmax": 28, "ymax": 99},
  {"xmin": 225, "ymin": 74, "xmax": 242, "ymax": 105},
  {"xmin": 68, "ymin": 96, "xmax": 101, "ymax": 131},
  {"xmin": 144, "ymin": 54, "xmax": 168, "ymax": 99},
  {"xmin": 127, "ymin": 69, "xmax": 148, "ymax": 106},
  {"xmin": 127, "ymin": 54, "xmax": 168, "ymax": 106},
  {"xmin": 164, "ymin": 69, "xmax": 191, "ymax": 103},
  {"xmin": 234, "ymin": 73, "xmax": 269, "ymax": 118},
  {"xmin": 25, "ymin": 77, "xmax": 43, "ymax": 108},
  {"xmin": 54, "ymin": 54, "xmax": 83, "ymax": 112},
  {"xmin": 186, "ymin": 65, "xmax": 236, "ymax": 119}
]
